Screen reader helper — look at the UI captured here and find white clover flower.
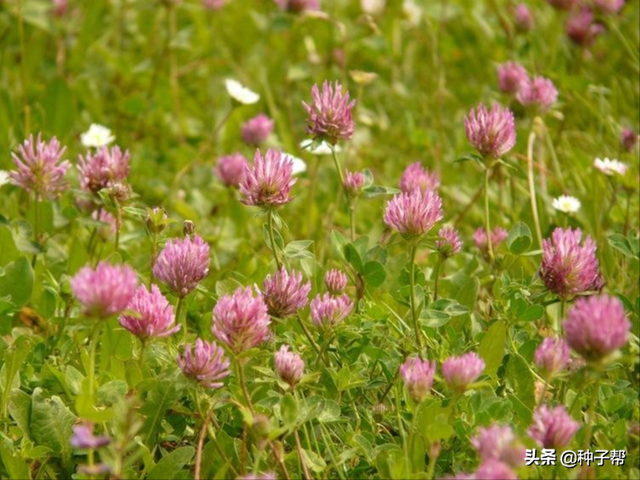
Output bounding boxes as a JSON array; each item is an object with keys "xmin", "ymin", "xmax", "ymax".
[
  {"xmin": 594, "ymin": 157, "xmax": 628, "ymax": 176},
  {"xmin": 361, "ymin": 0, "xmax": 385, "ymax": 15},
  {"xmin": 300, "ymin": 139, "xmax": 342, "ymax": 156},
  {"xmin": 552, "ymin": 195, "xmax": 581, "ymax": 214},
  {"xmin": 283, "ymin": 153, "xmax": 307, "ymax": 175},
  {"xmin": 0, "ymin": 170, "xmax": 10, "ymax": 187},
  {"xmin": 225, "ymin": 79, "xmax": 260, "ymax": 105},
  {"xmin": 81, "ymin": 124, "xmax": 115, "ymax": 148},
  {"xmin": 403, "ymin": 1, "xmax": 422, "ymax": 26}
]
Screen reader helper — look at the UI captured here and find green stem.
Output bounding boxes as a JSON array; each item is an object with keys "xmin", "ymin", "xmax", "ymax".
[
  {"xmin": 87, "ymin": 322, "xmax": 103, "ymax": 471},
  {"xmin": 544, "ymin": 126, "xmax": 564, "ymax": 191},
  {"xmin": 582, "ymin": 376, "xmax": 601, "ymax": 450},
  {"xmin": 176, "ymin": 296, "xmax": 186, "ymax": 341},
  {"xmin": 558, "ymin": 299, "xmax": 566, "ymax": 334},
  {"xmin": 295, "ymin": 315, "xmax": 325, "ymax": 363},
  {"xmin": 267, "ymin": 210, "xmax": 282, "ymax": 270},
  {"xmin": 87, "ymin": 323, "xmax": 103, "ymax": 400},
  {"xmin": 294, "ymin": 429, "xmax": 311, "ymax": 480},
  {"xmin": 624, "ymin": 189, "xmax": 631, "ymax": 235},
  {"xmin": 484, "ymin": 166, "xmax": 494, "ymax": 262},
  {"xmin": 433, "ymin": 258, "xmax": 442, "ymax": 301},
  {"xmin": 137, "ymin": 340, "xmax": 147, "ymax": 372},
  {"xmin": 149, "ymin": 232, "xmax": 157, "ymax": 287},
  {"xmin": 114, "ymin": 204, "xmax": 121, "ymax": 253},
  {"xmin": 236, "ymin": 359, "xmax": 255, "ymax": 414},
  {"xmin": 527, "ymin": 131, "xmax": 543, "ymax": 249},
  {"xmin": 318, "ymin": 423, "xmax": 345, "ymax": 480},
  {"xmin": 426, "ymin": 443, "xmax": 439, "ymax": 480},
  {"xmin": 314, "ymin": 332, "xmax": 334, "ymax": 368},
  {"xmin": 330, "ymin": 147, "xmax": 345, "ymax": 186},
  {"xmin": 250, "ymin": 446, "xmax": 265, "ymax": 477},
  {"xmin": 33, "ymin": 193, "xmax": 40, "ymax": 243},
  {"xmin": 409, "ymin": 244, "xmax": 423, "ymax": 352},
  {"xmin": 349, "ymin": 202, "xmax": 356, "ymax": 242},
  {"xmin": 17, "ymin": 0, "xmax": 30, "ymax": 133},
  {"xmin": 212, "ymin": 107, "xmax": 234, "ymax": 142}
]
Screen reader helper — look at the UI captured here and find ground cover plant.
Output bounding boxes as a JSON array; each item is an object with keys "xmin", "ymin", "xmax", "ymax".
[{"xmin": 0, "ymin": 0, "xmax": 638, "ymax": 479}]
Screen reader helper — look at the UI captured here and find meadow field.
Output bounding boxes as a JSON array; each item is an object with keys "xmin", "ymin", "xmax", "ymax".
[{"xmin": 0, "ymin": 0, "xmax": 638, "ymax": 479}]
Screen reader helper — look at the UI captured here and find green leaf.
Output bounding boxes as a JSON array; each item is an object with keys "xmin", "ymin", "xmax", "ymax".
[
  {"xmin": 362, "ymin": 185, "xmax": 400, "ymax": 198},
  {"xmin": 281, "ymin": 393, "xmax": 298, "ymax": 427},
  {"xmin": 448, "ymin": 259, "xmax": 479, "ymax": 309},
  {"xmin": 507, "ymin": 222, "xmax": 532, "ymax": 255},
  {"xmin": 30, "ymin": 388, "xmax": 76, "ymax": 460},
  {"xmin": 140, "ymin": 379, "xmax": 180, "ymax": 446},
  {"xmin": 147, "ymin": 446, "xmax": 195, "ymax": 480},
  {"xmin": 419, "ymin": 309, "xmax": 451, "ymax": 328},
  {"xmin": 0, "ymin": 442, "xmax": 31, "ymax": 480},
  {"xmin": 454, "ymin": 153, "xmax": 483, "ymax": 164},
  {"xmin": 284, "ymin": 240, "xmax": 314, "ymax": 259},
  {"xmin": 9, "ymin": 389, "xmax": 32, "ymax": 440},
  {"xmin": 316, "ymin": 400, "xmax": 341, "ymax": 423},
  {"xmin": 363, "ymin": 260, "xmax": 386, "ymax": 288},
  {"xmin": 262, "ymin": 223, "xmax": 285, "ymax": 251},
  {"xmin": 416, "ymin": 400, "xmax": 454, "ymax": 443},
  {"xmin": 0, "ymin": 256, "xmax": 34, "ymax": 307},
  {"xmin": 344, "ymin": 243, "xmax": 364, "ymax": 273},
  {"xmin": 505, "ymin": 355, "xmax": 534, "ymax": 424},
  {"xmin": 2, "ymin": 336, "xmax": 31, "ymax": 419},
  {"xmin": 301, "ymin": 448, "xmax": 327, "ymax": 473},
  {"xmin": 478, "ymin": 321, "xmax": 506, "ymax": 377},
  {"xmin": 0, "ymin": 227, "xmax": 20, "ymax": 266},
  {"xmin": 607, "ymin": 233, "xmax": 639, "ymax": 260},
  {"xmin": 519, "ymin": 305, "xmax": 545, "ymax": 322}
]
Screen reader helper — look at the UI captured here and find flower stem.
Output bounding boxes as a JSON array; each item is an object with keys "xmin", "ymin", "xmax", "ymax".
[
  {"xmin": 484, "ymin": 166, "xmax": 494, "ymax": 262},
  {"xmin": 195, "ymin": 411, "xmax": 211, "ymax": 480},
  {"xmin": 426, "ymin": 443, "xmax": 440, "ymax": 480},
  {"xmin": 33, "ymin": 193, "xmax": 40, "ymax": 244},
  {"xmin": 330, "ymin": 146, "xmax": 345, "ymax": 186},
  {"xmin": 409, "ymin": 244, "xmax": 423, "ymax": 352},
  {"xmin": 87, "ymin": 322, "xmax": 103, "ymax": 471},
  {"xmin": 433, "ymin": 258, "xmax": 442, "ymax": 301},
  {"xmin": 137, "ymin": 340, "xmax": 147, "ymax": 372},
  {"xmin": 149, "ymin": 231, "xmax": 157, "ymax": 287},
  {"xmin": 349, "ymin": 202, "xmax": 356, "ymax": 242},
  {"xmin": 314, "ymin": 332, "xmax": 334, "ymax": 369},
  {"xmin": 175, "ymin": 296, "xmax": 186, "ymax": 341},
  {"xmin": 295, "ymin": 315, "xmax": 325, "ymax": 364},
  {"xmin": 267, "ymin": 210, "xmax": 283, "ymax": 270},
  {"xmin": 527, "ymin": 131, "xmax": 543, "ymax": 249},
  {"xmin": 294, "ymin": 430, "xmax": 311, "ymax": 480},
  {"xmin": 87, "ymin": 323, "xmax": 103, "ymax": 400},
  {"xmin": 582, "ymin": 376, "xmax": 601, "ymax": 450},
  {"xmin": 558, "ymin": 299, "xmax": 566, "ymax": 334},
  {"xmin": 114, "ymin": 203, "xmax": 122, "ymax": 253},
  {"xmin": 236, "ymin": 359, "xmax": 255, "ymax": 414}
]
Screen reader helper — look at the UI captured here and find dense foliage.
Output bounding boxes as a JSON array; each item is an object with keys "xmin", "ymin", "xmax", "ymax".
[{"xmin": 0, "ymin": 1, "xmax": 638, "ymax": 479}]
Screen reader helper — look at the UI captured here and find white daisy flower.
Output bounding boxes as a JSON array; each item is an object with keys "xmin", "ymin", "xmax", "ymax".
[
  {"xmin": 552, "ymin": 195, "xmax": 581, "ymax": 214},
  {"xmin": 594, "ymin": 157, "xmax": 628, "ymax": 176},
  {"xmin": 225, "ymin": 79, "xmax": 260, "ymax": 105},
  {"xmin": 299, "ymin": 139, "xmax": 342, "ymax": 156},
  {"xmin": 0, "ymin": 170, "xmax": 10, "ymax": 187},
  {"xmin": 81, "ymin": 124, "xmax": 115, "ymax": 148},
  {"xmin": 284, "ymin": 153, "xmax": 307, "ymax": 175}
]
